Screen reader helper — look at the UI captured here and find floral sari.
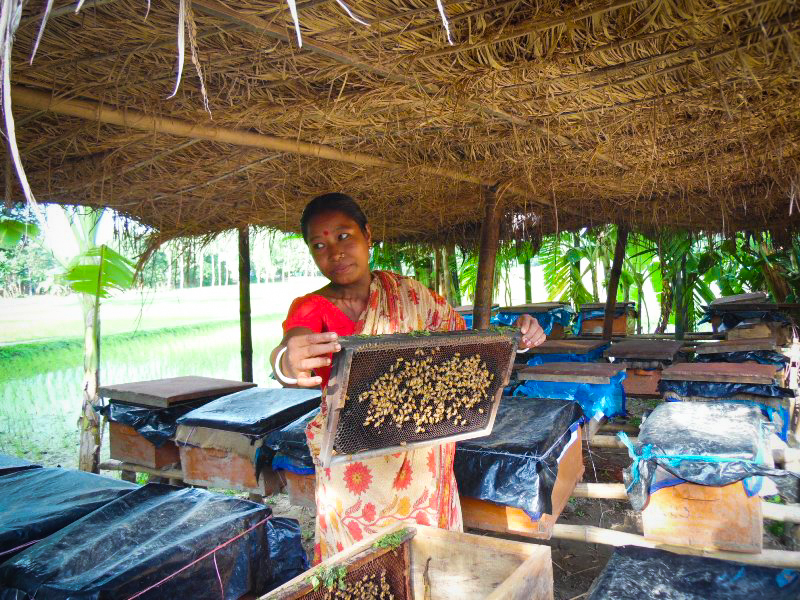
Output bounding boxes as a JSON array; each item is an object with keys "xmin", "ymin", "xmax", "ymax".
[{"xmin": 302, "ymin": 271, "xmax": 465, "ymax": 562}]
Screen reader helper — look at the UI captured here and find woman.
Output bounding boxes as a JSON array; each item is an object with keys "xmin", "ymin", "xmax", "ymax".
[{"xmin": 270, "ymin": 193, "xmax": 545, "ymax": 562}]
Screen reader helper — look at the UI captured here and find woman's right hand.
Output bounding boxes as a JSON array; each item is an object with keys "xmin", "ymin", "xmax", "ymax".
[{"xmin": 281, "ymin": 331, "xmax": 341, "ymax": 387}]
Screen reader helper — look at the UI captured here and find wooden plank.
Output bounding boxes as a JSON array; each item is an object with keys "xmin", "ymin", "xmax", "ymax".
[
  {"xmin": 693, "ymin": 337, "xmax": 779, "ymax": 354},
  {"xmin": 580, "ymin": 302, "xmax": 637, "ymax": 311},
  {"xmin": 99, "ymin": 458, "xmax": 183, "ymax": 480},
  {"xmin": 661, "ymin": 362, "xmax": 782, "ymax": 385},
  {"xmin": 498, "ymin": 302, "xmax": 569, "ymax": 313},
  {"xmin": 551, "ymin": 524, "xmax": 800, "ymax": 569},
  {"xmin": 529, "ymin": 339, "xmax": 608, "ymax": 355},
  {"xmin": 605, "ymin": 339, "xmax": 685, "ymax": 360},
  {"xmin": 98, "ymin": 376, "xmax": 256, "ymax": 407},
  {"xmin": 518, "ymin": 362, "xmax": 625, "ymax": 384},
  {"xmin": 710, "ymin": 292, "xmax": 768, "ymax": 306}
]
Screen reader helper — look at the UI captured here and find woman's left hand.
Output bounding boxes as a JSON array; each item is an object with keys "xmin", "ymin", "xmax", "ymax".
[{"xmin": 516, "ymin": 314, "xmax": 546, "ymax": 349}]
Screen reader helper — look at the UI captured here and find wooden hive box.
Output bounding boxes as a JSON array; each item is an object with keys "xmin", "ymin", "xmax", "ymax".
[
  {"xmin": 578, "ymin": 302, "xmax": 637, "ymax": 337},
  {"xmin": 642, "ymin": 479, "xmax": 763, "ymax": 554},
  {"xmin": 264, "ymin": 523, "xmax": 553, "ymax": 600},
  {"xmin": 460, "ymin": 427, "xmax": 584, "ymax": 540},
  {"xmin": 283, "ymin": 471, "xmax": 316, "ymax": 510},
  {"xmin": 497, "ymin": 302, "xmax": 573, "ymax": 340},
  {"xmin": 176, "ymin": 388, "xmax": 321, "ymax": 496},
  {"xmin": 100, "ymin": 376, "xmax": 256, "ymax": 469},
  {"xmin": 605, "ymin": 339, "xmax": 686, "ymax": 399}
]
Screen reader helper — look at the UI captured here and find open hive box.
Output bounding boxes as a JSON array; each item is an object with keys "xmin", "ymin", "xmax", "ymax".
[
  {"xmin": 264, "ymin": 524, "xmax": 553, "ymax": 600},
  {"xmin": 321, "ymin": 330, "xmax": 519, "ymax": 467}
]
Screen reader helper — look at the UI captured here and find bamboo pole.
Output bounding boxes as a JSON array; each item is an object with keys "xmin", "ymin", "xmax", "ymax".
[
  {"xmin": 551, "ymin": 524, "xmax": 800, "ymax": 568},
  {"xmin": 603, "ymin": 226, "xmax": 628, "ymax": 340},
  {"xmin": 238, "ymin": 227, "xmax": 253, "ymax": 383},
  {"xmin": 11, "ymin": 85, "xmax": 540, "ymax": 202},
  {"xmin": 473, "ymin": 186, "xmax": 501, "ymax": 330}
]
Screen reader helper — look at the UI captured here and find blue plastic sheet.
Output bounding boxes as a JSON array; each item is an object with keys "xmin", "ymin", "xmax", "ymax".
[
  {"xmin": 494, "ymin": 306, "xmax": 574, "ymax": 335},
  {"xmin": 454, "ymin": 397, "xmax": 583, "ymax": 519},
  {"xmin": 512, "ymin": 371, "xmax": 627, "ymax": 420},
  {"xmin": 0, "ymin": 455, "xmax": 41, "ymax": 477},
  {"xmin": 525, "ymin": 344, "xmax": 609, "ymax": 366},
  {"xmin": 267, "ymin": 408, "xmax": 319, "ymax": 475},
  {"xmin": 587, "ymin": 546, "xmax": 800, "ymax": 599}
]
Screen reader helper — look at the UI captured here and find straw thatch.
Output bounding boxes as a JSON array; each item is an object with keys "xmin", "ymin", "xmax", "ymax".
[{"xmin": 3, "ymin": 0, "xmax": 800, "ymax": 244}]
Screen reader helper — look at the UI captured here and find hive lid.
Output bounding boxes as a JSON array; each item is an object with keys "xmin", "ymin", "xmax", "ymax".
[
  {"xmin": 98, "ymin": 376, "xmax": 256, "ymax": 408},
  {"xmin": 498, "ymin": 302, "xmax": 571, "ymax": 314},
  {"xmin": 517, "ymin": 362, "xmax": 625, "ymax": 384},
  {"xmin": 660, "ymin": 362, "xmax": 782, "ymax": 385},
  {"xmin": 710, "ymin": 291, "xmax": 769, "ymax": 306},
  {"xmin": 604, "ymin": 339, "xmax": 685, "ymax": 360},
  {"xmin": 529, "ymin": 339, "xmax": 609, "ymax": 355},
  {"xmin": 693, "ymin": 337, "xmax": 780, "ymax": 354}
]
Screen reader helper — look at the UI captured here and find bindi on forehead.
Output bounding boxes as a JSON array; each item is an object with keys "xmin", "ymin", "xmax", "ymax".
[{"xmin": 323, "ymin": 230, "xmax": 329, "ymax": 236}]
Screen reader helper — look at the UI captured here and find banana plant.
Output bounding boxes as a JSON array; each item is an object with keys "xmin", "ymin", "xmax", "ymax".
[{"xmin": 0, "ymin": 218, "xmax": 39, "ymax": 249}]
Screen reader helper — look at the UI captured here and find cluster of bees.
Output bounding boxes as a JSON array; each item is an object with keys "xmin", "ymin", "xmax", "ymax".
[
  {"xmin": 358, "ymin": 348, "xmax": 493, "ymax": 433},
  {"xmin": 321, "ymin": 569, "xmax": 394, "ymax": 600}
]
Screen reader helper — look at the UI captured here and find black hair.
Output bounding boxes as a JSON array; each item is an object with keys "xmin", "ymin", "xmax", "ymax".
[{"xmin": 300, "ymin": 193, "xmax": 369, "ymax": 242}]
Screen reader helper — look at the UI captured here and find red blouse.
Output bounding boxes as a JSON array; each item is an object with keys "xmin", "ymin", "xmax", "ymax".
[{"xmin": 282, "ymin": 294, "xmax": 357, "ymax": 387}]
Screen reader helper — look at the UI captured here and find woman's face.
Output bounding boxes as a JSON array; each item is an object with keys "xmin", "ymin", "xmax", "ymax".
[{"xmin": 306, "ymin": 210, "xmax": 372, "ymax": 286}]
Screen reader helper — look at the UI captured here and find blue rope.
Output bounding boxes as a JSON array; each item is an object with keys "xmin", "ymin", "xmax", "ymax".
[{"xmin": 617, "ymin": 432, "xmax": 764, "ymax": 493}]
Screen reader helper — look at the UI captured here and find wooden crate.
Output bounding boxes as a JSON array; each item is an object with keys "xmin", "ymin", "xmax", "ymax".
[
  {"xmin": 579, "ymin": 314, "xmax": 633, "ymax": 336},
  {"xmin": 461, "ymin": 428, "xmax": 584, "ymax": 540},
  {"xmin": 109, "ymin": 421, "xmax": 181, "ymax": 469},
  {"xmin": 284, "ymin": 471, "xmax": 316, "ymax": 509},
  {"xmin": 264, "ymin": 523, "xmax": 553, "ymax": 600},
  {"xmin": 179, "ymin": 444, "xmax": 283, "ymax": 496},
  {"xmin": 642, "ymin": 480, "xmax": 762, "ymax": 554},
  {"xmin": 621, "ymin": 369, "xmax": 662, "ymax": 398}
]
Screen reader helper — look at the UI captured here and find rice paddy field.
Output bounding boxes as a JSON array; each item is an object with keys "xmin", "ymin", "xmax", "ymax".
[{"xmin": 0, "ymin": 278, "xmax": 326, "ymax": 468}]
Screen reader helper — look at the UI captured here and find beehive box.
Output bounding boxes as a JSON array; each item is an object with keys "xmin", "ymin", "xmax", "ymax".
[
  {"xmin": 605, "ymin": 339, "xmax": 686, "ymax": 399},
  {"xmin": 460, "ymin": 427, "xmax": 584, "ymax": 539},
  {"xmin": 284, "ymin": 471, "xmax": 316, "ymax": 510},
  {"xmin": 100, "ymin": 376, "xmax": 256, "ymax": 469},
  {"xmin": 264, "ymin": 524, "xmax": 553, "ymax": 600},
  {"xmin": 578, "ymin": 302, "xmax": 637, "ymax": 337},
  {"xmin": 321, "ymin": 330, "xmax": 519, "ymax": 467},
  {"xmin": 642, "ymin": 479, "xmax": 762, "ymax": 553}
]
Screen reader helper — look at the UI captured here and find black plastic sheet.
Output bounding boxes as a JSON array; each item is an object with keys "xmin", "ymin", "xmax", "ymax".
[
  {"xmin": 265, "ymin": 517, "xmax": 309, "ymax": 591},
  {"xmin": 0, "ymin": 483, "xmax": 274, "ymax": 600},
  {"xmin": 694, "ymin": 350, "xmax": 789, "ymax": 367},
  {"xmin": 659, "ymin": 379, "xmax": 793, "ymax": 399},
  {"xmin": 622, "ymin": 402, "xmax": 788, "ymax": 511},
  {"xmin": 0, "ymin": 467, "xmax": 136, "ymax": 560},
  {"xmin": 587, "ymin": 546, "xmax": 800, "ymax": 599},
  {"xmin": 267, "ymin": 408, "xmax": 319, "ymax": 475},
  {"xmin": 176, "ymin": 388, "xmax": 321, "ymax": 436},
  {"xmin": 454, "ymin": 397, "xmax": 584, "ymax": 518},
  {"xmin": 99, "ymin": 399, "xmax": 208, "ymax": 447},
  {"xmin": 0, "ymin": 455, "xmax": 40, "ymax": 477},
  {"xmin": 699, "ymin": 308, "xmax": 790, "ymax": 331}
]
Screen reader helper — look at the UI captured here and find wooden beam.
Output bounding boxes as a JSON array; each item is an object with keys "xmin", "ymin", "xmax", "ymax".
[
  {"xmin": 11, "ymin": 85, "xmax": 510, "ymax": 193},
  {"xmin": 473, "ymin": 186, "xmax": 501, "ymax": 329},
  {"xmin": 551, "ymin": 524, "xmax": 800, "ymax": 568},
  {"xmin": 239, "ymin": 227, "xmax": 253, "ymax": 383},
  {"xmin": 603, "ymin": 225, "xmax": 628, "ymax": 340}
]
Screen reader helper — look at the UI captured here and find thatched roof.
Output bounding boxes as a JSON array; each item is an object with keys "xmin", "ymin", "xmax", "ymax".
[{"xmin": 4, "ymin": 0, "xmax": 800, "ymax": 243}]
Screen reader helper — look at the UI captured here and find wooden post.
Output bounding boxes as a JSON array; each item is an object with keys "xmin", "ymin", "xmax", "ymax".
[
  {"xmin": 446, "ymin": 243, "xmax": 461, "ymax": 306},
  {"xmin": 473, "ymin": 186, "xmax": 501, "ymax": 329},
  {"xmin": 523, "ymin": 258, "xmax": 532, "ymax": 303},
  {"xmin": 434, "ymin": 245, "xmax": 443, "ymax": 296},
  {"xmin": 238, "ymin": 227, "xmax": 254, "ymax": 383},
  {"xmin": 602, "ymin": 226, "xmax": 628, "ymax": 340},
  {"xmin": 675, "ymin": 253, "xmax": 688, "ymax": 340}
]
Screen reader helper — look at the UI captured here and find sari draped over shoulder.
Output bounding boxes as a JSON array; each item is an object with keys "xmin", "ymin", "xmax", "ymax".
[{"xmin": 304, "ymin": 271, "xmax": 465, "ymax": 562}]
